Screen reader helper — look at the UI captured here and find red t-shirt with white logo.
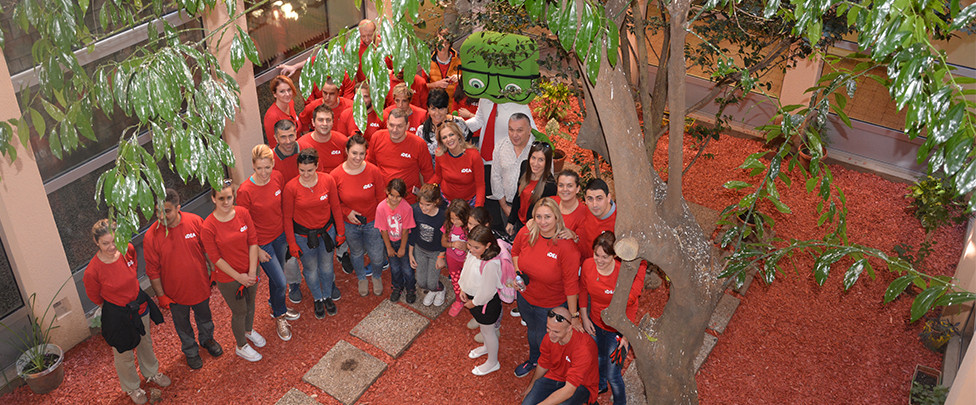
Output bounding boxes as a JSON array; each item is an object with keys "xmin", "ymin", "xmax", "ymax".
[
  {"xmin": 236, "ymin": 171, "xmax": 285, "ymax": 245},
  {"xmin": 298, "ymin": 131, "xmax": 349, "ymax": 173},
  {"xmin": 579, "ymin": 258, "xmax": 646, "ymax": 332},
  {"xmin": 367, "ymin": 131, "xmax": 435, "ymax": 204},
  {"xmin": 282, "ymin": 173, "xmax": 346, "ymax": 252},
  {"xmin": 539, "ymin": 330, "xmax": 599, "ymax": 403},
  {"xmin": 432, "ymin": 148, "xmax": 485, "ymax": 206},
  {"xmin": 339, "ymin": 108, "xmax": 385, "ymax": 143},
  {"xmin": 382, "ymin": 104, "xmax": 428, "ymax": 134},
  {"xmin": 511, "ymin": 227, "xmax": 581, "ymax": 308},
  {"xmin": 84, "ymin": 243, "xmax": 142, "ymax": 310},
  {"xmin": 577, "ymin": 210, "xmax": 617, "ymax": 259},
  {"xmin": 144, "ymin": 213, "xmax": 211, "ymax": 305},
  {"xmin": 330, "ymin": 163, "xmax": 387, "ymax": 224},
  {"xmin": 201, "ymin": 207, "xmax": 259, "ymax": 283}
]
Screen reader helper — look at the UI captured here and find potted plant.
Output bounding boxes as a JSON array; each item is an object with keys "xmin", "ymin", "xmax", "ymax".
[
  {"xmin": 1, "ymin": 278, "xmax": 72, "ymax": 394},
  {"xmin": 533, "ymin": 119, "xmax": 571, "ymax": 171},
  {"xmin": 918, "ymin": 317, "xmax": 958, "ymax": 353},
  {"xmin": 909, "ymin": 364, "xmax": 947, "ymax": 405}
]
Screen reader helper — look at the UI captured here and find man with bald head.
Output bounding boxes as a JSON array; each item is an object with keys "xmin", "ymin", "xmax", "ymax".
[{"xmin": 521, "ymin": 307, "xmax": 599, "ymax": 405}]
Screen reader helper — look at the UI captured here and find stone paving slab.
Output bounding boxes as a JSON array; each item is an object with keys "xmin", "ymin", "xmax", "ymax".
[
  {"xmin": 302, "ymin": 340, "xmax": 386, "ymax": 405},
  {"xmin": 276, "ymin": 388, "xmax": 320, "ymax": 405},
  {"xmin": 707, "ymin": 294, "xmax": 741, "ymax": 334},
  {"xmin": 405, "ymin": 275, "xmax": 456, "ymax": 319},
  {"xmin": 350, "ymin": 300, "xmax": 431, "ymax": 358},
  {"xmin": 695, "ymin": 333, "xmax": 719, "ymax": 372}
]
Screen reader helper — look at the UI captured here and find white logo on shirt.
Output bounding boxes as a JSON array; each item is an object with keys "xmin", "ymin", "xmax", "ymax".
[
  {"xmin": 127, "ymin": 260, "xmax": 135, "ymax": 267},
  {"xmin": 565, "ymin": 355, "xmax": 572, "ymax": 363},
  {"xmin": 240, "ymin": 225, "xmax": 248, "ymax": 232},
  {"xmin": 460, "ymin": 168, "xmax": 472, "ymax": 173},
  {"xmin": 331, "ymin": 150, "xmax": 341, "ymax": 155},
  {"xmin": 320, "ymin": 195, "xmax": 327, "ymax": 200},
  {"xmin": 369, "ymin": 122, "xmax": 380, "ymax": 128},
  {"xmin": 604, "ymin": 289, "xmax": 615, "ymax": 295},
  {"xmin": 547, "ymin": 252, "xmax": 558, "ymax": 259},
  {"xmin": 274, "ymin": 190, "xmax": 281, "ymax": 196},
  {"xmin": 184, "ymin": 233, "xmax": 197, "ymax": 239},
  {"xmin": 400, "ymin": 153, "xmax": 412, "ymax": 158},
  {"xmin": 363, "ymin": 183, "xmax": 374, "ymax": 190}
]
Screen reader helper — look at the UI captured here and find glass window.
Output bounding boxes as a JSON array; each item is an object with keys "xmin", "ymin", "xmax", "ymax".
[
  {"xmin": 0, "ymin": 238, "xmax": 22, "ymax": 320},
  {"xmin": 245, "ymin": 0, "xmax": 332, "ymax": 75}
]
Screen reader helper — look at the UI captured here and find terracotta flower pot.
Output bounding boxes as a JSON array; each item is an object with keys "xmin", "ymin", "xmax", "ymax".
[
  {"xmin": 553, "ymin": 148, "xmax": 566, "ymax": 172},
  {"xmin": 16, "ymin": 343, "xmax": 65, "ymax": 394}
]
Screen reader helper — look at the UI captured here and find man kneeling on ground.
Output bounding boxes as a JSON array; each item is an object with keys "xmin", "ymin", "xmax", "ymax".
[{"xmin": 521, "ymin": 307, "xmax": 599, "ymax": 405}]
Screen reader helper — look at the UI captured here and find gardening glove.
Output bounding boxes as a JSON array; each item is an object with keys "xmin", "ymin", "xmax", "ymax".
[
  {"xmin": 156, "ymin": 295, "xmax": 174, "ymax": 310},
  {"xmin": 609, "ymin": 335, "xmax": 628, "ymax": 367}
]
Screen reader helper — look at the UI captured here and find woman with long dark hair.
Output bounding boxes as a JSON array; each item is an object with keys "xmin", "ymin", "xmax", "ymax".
[{"xmin": 506, "ymin": 141, "xmax": 556, "ymax": 235}]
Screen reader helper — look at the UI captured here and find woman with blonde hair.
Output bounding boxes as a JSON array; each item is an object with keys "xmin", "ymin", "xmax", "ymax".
[
  {"xmin": 236, "ymin": 145, "xmax": 300, "ymax": 342},
  {"xmin": 510, "ymin": 197, "xmax": 582, "ymax": 378},
  {"xmin": 431, "ymin": 121, "xmax": 485, "ymax": 207}
]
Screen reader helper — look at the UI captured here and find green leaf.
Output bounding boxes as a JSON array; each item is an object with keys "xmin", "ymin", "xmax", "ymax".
[
  {"xmin": 768, "ymin": 197, "xmax": 792, "ymax": 214},
  {"xmin": 954, "ymin": 159, "xmax": 976, "ymax": 195},
  {"xmin": 842, "ymin": 258, "xmax": 867, "ymax": 290},
  {"xmin": 229, "ymin": 32, "xmax": 245, "ymax": 72},
  {"xmin": 235, "ymin": 25, "xmax": 260, "ymax": 65},
  {"xmin": 934, "ymin": 291, "xmax": 976, "ymax": 307},
  {"xmin": 910, "ymin": 285, "xmax": 947, "ymax": 322},
  {"xmin": 525, "ymin": 0, "xmax": 544, "ymax": 20},
  {"xmin": 763, "ymin": 0, "xmax": 781, "ymax": 18},
  {"xmin": 29, "ymin": 108, "xmax": 45, "ymax": 138},
  {"xmin": 949, "ymin": 2, "xmax": 976, "ymax": 31},
  {"xmin": 884, "ymin": 274, "xmax": 915, "ymax": 303},
  {"xmin": 723, "ymin": 180, "xmax": 752, "ymax": 190},
  {"xmin": 606, "ymin": 25, "xmax": 619, "ymax": 67},
  {"xmin": 48, "ymin": 128, "xmax": 62, "ymax": 159}
]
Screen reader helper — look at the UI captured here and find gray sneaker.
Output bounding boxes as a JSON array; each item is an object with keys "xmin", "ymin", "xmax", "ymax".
[
  {"xmin": 372, "ymin": 275, "xmax": 383, "ymax": 296},
  {"xmin": 127, "ymin": 388, "xmax": 148, "ymax": 404},
  {"xmin": 358, "ymin": 279, "xmax": 369, "ymax": 296}
]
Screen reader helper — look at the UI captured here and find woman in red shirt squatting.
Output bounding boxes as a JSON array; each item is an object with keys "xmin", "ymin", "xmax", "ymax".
[
  {"xmin": 84, "ymin": 219, "xmax": 170, "ymax": 404},
  {"xmin": 330, "ymin": 134, "xmax": 389, "ymax": 297},
  {"xmin": 263, "ymin": 76, "xmax": 302, "ymax": 149},
  {"xmin": 201, "ymin": 181, "xmax": 266, "ymax": 362},
  {"xmin": 283, "ymin": 148, "xmax": 347, "ymax": 319},
  {"xmin": 236, "ymin": 145, "xmax": 300, "ymax": 342},
  {"xmin": 432, "ymin": 121, "xmax": 485, "ymax": 207},
  {"xmin": 511, "ymin": 198, "xmax": 582, "ymax": 378},
  {"xmin": 579, "ymin": 231, "xmax": 645, "ymax": 405}
]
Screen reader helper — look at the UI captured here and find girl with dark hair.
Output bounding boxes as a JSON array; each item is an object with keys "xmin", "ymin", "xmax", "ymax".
[
  {"xmin": 201, "ymin": 181, "xmax": 265, "ymax": 362},
  {"xmin": 579, "ymin": 231, "xmax": 646, "ymax": 404},
  {"xmin": 441, "ymin": 198, "xmax": 472, "ymax": 316},
  {"xmin": 506, "ymin": 141, "xmax": 556, "ymax": 235},
  {"xmin": 459, "ymin": 225, "xmax": 505, "ymax": 375},
  {"xmin": 331, "ymin": 134, "xmax": 389, "ymax": 297},
  {"xmin": 283, "ymin": 148, "xmax": 346, "ymax": 319},
  {"xmin": 375, "ymin": 178, "xmax": 417, "ymax": 303},
  {"xmin": 84, "ymin": 219, "xmax": 170, "ymax": 403}
]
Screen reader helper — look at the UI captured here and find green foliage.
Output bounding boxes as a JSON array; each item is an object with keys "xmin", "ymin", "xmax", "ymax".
[
  {"xmin": 532, "ymin": 80, "xmax": 575, "ymax": 121},
  {"xmin": 0, "ymin": 277, "xmax": 73, "ymax": 375},
  {"xmin": 906, "ymin": 175, "xmax": 968, "ymax": 235},
  {"xmin": 918, "ymin": 317, "xmax": 958, "ymax": 353},
  {"xmin": 910, "ymin": 381, "xmax": 949, "ymax": 405}
]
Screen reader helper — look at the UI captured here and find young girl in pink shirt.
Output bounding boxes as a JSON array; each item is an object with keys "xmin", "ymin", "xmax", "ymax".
[
  {"xmin": 376, "ymin": 178, "xmax": 417, "ymax": 303},
  {"xmin": 441, "ymin": 198, "xmax": 471, "ymax": 316}
]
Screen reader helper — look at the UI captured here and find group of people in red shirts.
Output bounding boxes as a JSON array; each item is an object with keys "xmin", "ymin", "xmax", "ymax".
[{"xmin": 81, "ymin": 20, "xmax": 648, "ymax": 405}]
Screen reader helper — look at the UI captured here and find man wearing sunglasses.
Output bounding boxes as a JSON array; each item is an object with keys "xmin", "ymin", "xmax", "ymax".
[{"xmin": 521, "ymin": 307, "xmax": 599, "ymax": 405}]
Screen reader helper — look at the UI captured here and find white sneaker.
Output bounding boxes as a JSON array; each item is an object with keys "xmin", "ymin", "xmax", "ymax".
[
  {"xmin": 422, "ymin": 291, "xmax": 435, "ymax": 306},
  {"xmin": 235, "ymin": 343, "xmax": 262, "ymax": 362},
  {"xmin": 245, "ymin": 330, "xmax": 266, "ymax": 348},
  {"xmin": 433, "ymin": 290, "xmax": 446, "ymax": 306},
  {"xmin": 520, "ymin": 318, "xmax": 526, "ymax": 326}
]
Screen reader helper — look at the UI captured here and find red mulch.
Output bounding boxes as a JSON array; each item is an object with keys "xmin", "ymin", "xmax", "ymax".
[{"xmin": 6, "ymin": 103, "xmax": 966, "ymax": 404}]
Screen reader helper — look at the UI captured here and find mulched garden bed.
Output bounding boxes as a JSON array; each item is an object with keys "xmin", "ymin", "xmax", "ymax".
[{"xmin": 5, "ymin": 102, "xmax": 966, "ymax": 404}]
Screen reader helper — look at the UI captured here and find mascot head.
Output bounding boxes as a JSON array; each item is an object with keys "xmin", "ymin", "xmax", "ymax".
[{"xmin": 459, "ymin": 31, "xmax": 540, "ymax": 104}]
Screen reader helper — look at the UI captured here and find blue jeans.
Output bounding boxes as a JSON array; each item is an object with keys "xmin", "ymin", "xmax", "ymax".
[
  {"xmin": 517, "ymin": 293, "xmax": 567, "ymax": 365},
  {"xmin": 388, "ymin": 240, "xmax": 414, "ymax": 291},
  {"xmin": 259, "ymin": 233, "xmax": 289, "ymax": 317},
  {"xmin": 593, "ymin": 325, "xmax": 625, "ymax": 405},
  {"xmin": 345, "ymin": 221, "xmax": 387, "ymax": 280},
  {"xmin": 521, "ymin": 376, "xmax": 591, "ymax": 405},
  {"xmin": 295, "ymin": 229, "xmax": 336, "ymax": 301}
]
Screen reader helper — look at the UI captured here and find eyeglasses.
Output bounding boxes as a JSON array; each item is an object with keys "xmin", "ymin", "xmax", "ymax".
[
  {"xmin": 533, "ymin": 140, "xmax": 552, "ymax": 150},
  {"xmin": 547, "ymin": 309, "xmax": 568, "ymax": 323}
]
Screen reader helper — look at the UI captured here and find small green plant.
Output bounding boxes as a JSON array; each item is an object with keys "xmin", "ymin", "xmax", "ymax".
[
  {"xmin": 917, "ymin": 318, "xmax": 959, "ymax": 353},
  {"xmin": 910, "ymin": 381, "xmax": 949, "ymax": 405},
  {"xmin": 0, "ymin": 277, "xmax": 72, "ymax": 375},
  {"xmin": 532, "ymin": 80, "xmax": 574, "ymax": 121},
  {"xmin": 907, "ymin": 175, "xmax": 968, "ymax": 235}
]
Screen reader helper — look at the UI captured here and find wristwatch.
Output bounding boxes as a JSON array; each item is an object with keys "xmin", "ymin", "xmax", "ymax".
[{"xmin": 571, "ymin": 312, "xmax": 580, "ymax": 319}]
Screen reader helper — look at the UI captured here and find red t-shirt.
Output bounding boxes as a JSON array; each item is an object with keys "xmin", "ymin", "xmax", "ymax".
[
  {"xmin": 382, "ymin": 104, "xmax": 428, "ymax": 134},
  {"xmin": 558, "ymin": 199, "xmax": 589, "ymax": 234},
  {"xmin": 144, "ymin": 213, "xmax": 211, "ymax": 305},
  {"xmin": 236, "ymin": 172, "xmax": 285, "ymax": 245},
  {"xmin": 511, "ymin": 227, "xmax": 581, "ymax": 308},
  {"xmin": 367, "ymin": 131, "xmax": 435, "ymax": 205},
  {"xmin": 263, "ymin": 101, "xmax": 301, "ymax": 149},
  {"xmin": 330, "ymin": 163, "xmax": 387, "ymax": 223},
  {"xmin": 518, "ymin": 180, "xmax": 539, "ymax": 223},
  {"xmin": 201, "ymin": 207, "xmax": 259, "ymax": 283},
  {"xmin": 387, "ymin": 74, "xmax": 429, "ymax": 109},
  {"xmin": 539, "ymin": 330, "xmax": 599, "ymax": 403},
  {"xmin": 282, "ymin": 173, "xmax": 346, "ymax": 251},
  {"xmin": 577, "ymin": 209, "xmax": 617, "ymax": 259},
  {"xmin": 339, "ymin": 107, "xmax": 384, "ymax": 143},
  {"xmin": 83, "ymin": 243, "xmax": 142, "ymax": 310},
  {"xmin": 432, "ymin": 148, "xmax": 485, "ymax": 206},
  {"xmin": 299, "ymin": 97, "xmax": 353, "ymax": 132},
  {"xmin": 298, "ymin": 131, "xmax": 349, "ymax": 173},
  {"xmin": 579, "ymin": 259, "xmax": 646, "ymax": 332},
  {"xmin": 273, "ymin": 146, "xmax": 299, "ymax": 183}
]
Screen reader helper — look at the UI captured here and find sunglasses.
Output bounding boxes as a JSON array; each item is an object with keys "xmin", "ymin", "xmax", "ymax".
[
  {"xmin": 533, "ymin": 140, "xmax": 552, "ymax": 150},
  {"xmin": 547, "ymin": 309, "xmax": 568, "ymax": 323}
]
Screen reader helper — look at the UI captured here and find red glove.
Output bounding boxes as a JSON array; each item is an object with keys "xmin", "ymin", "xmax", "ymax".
[
  {"xmin": 335, "ymin": 234, "xmax": 346, "ymax": 246},
  {"xmin": 157, "ymin": 295, "xmax": 174, "ymax": 309},
  {"xmin": 289, "ymin": 245, "xmax": 303, "ymax": 259}
]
